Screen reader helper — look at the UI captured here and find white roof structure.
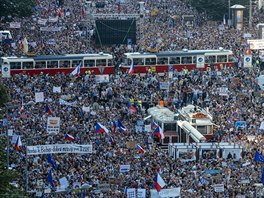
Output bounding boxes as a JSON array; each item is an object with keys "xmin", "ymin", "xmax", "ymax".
[
  {"xmin": 178, "ymin": 105, "xmax": 213, "ymax": 126},
  {"xmin": 147, "ymin": 106, "xmax": 176, "ymax": 123}
]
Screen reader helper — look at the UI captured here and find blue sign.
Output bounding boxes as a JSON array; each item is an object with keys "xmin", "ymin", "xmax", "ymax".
[
  {"xmin": 235, "ymin": 121, "xmax": 247, "ymax": 129},
  {"xmin": 168, "ymin": 65, "xmax": 173, "ymax": 72}
]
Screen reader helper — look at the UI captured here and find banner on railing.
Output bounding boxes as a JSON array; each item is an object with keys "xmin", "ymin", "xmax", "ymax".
[{"xmin": 27, "ymin": 144, "xmax": 93, "ymax": 155}]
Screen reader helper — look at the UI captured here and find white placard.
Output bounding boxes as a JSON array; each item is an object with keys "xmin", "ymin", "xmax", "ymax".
[
  {"xmin": 10, "ymin": 22, "xmax": 21, "ymax": 29},
  {"xmin": 8, "ymin": 129, "xmax": 13, "ymax": 136},
  {"xmin": 1, "ymin": 64, "xmax": 11, "ymax": 78},
  {"xmin": 59, "ymin": 98, "xmax": 77, "ymax": 107},
  {"xmin": 222, "ymin": 148, "xmax": 242, "ymax": 161},
  {"xmin": 127, "ymin": 188, "xmax": 136, "ymax": 198},
  {"xmin": 137, "ymin": 189, "xmax": 146, "ymax": 198},
  {"xmin": 47, "ymin": 117, "xmax": 60, "ymax": 135},
  {"xmin": 37, "ymin": 19, "xmax": 48, "ymax": 25},
  {"xmin": 150, "ymin": 188, "xmax": 181, "ymax": 198},
  {"xmin": 260, "ymin": 122, "xmax": 264, "ymax": 130},
  {"xmin": 219, "ymin": 87, "xmax": 228, "ymax": 96},
  {"xmin": 214, "ymin": 184, "xmax": 224, "ymax": 192},
  {"xmin": 196, "ymin": 55, "xmax": 205, "ymax": 68},
  {"xmin": 244, "ymin": 55, "xmax": 252, "ymax": 68},
  {"xmin": 59, "ymin": 177, "xmax": 69, "ymax": 189},
  {"xmin": 35, "ymin": 92, "xmax": 44, "ymax": 103},
  {"xmin": 159, "ymin": 82, "xmax": 170, "ymax": 90},
  {"xmin": 95, "ymin": 75, "xmax": 110, "ymax": 83},
  {"xmin": 53, "ymin": 86, "xmax": 61, "ymax": 93},
  {"xmin": 248, "ymin": 39, "xmax": 264, "ymax": 49},
  {"xmin": 26, "ymin": 144, "xmax": 93, "ymax": 155},
  {"xmin": 144, "ymin": 124, "xmax": 151, "ymax": 132},
  {"xmin": 120, "ymin": 165, "xmax": 130, "ymax": 173}
]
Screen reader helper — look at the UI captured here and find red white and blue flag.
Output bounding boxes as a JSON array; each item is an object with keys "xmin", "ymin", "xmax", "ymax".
[
  {"xmin": 127, "ymin": 102, "xmax": 137, "ymax": 113},
  {"xmin": 151, "ymin": 121, "xmax": 159, "ymax": 130},
  {"xmin": 117, "ymin": 120, "xmax": 127, "ymax": 132},
  {"xmin": 153, "ymin": 126, "xmax": 165, "ymax": 140},
  {"xmin": 109, "ymin": 136, "xmax": 115, "ymax": 144},
  {"xmin": 70, "ymin": 62, "xmax": 81, "ymax": 76},
  {"xmin": 45, "ymin": 104, "xmax": 53, "ymax": 115},
  {"xmin": 65, "ymin": 134, "xmax": 75, "ymax": 141},
  {"xmin": 96, "ymin": 122, "xmax": 109, "ymax": 133},
  {"xmin": 128, "ymin": 64, "xmax": 134, "ymax": 76},
  {"xmin": 246, "ymin": 42, "xmax": 251, "ymax": 55},
  {"xmin": 136, "ymin": 144, "xmax": 145, "ymax": 153},
  {"xmin": 154, "ymin": 173, "xmax": 166, "ymax": 192},
  {"xmin": 15, "ymin": 136, "xmax": 22, "ymax": 152}
]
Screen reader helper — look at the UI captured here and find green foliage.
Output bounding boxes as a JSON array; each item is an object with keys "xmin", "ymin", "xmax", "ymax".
[
  {"xmin": 189, "ymin": 0, "xmax": 255, "ymax": 21},
  {"xmin": 0, "ymin": 83, "xmax": 9, "ymax": 107},
  {"xmin": 0, "ymin": 0, "xmax": 36, "ymax": 18},
  {"xmin": 0, "ymin": 137, "xmax": 27, "ymax": 197}
]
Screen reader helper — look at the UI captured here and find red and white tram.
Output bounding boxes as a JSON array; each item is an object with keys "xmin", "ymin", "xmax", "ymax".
[
  {"xmin": 120, "ymin": 49, "xmax": 234, "ymax": 73},
  {"xmin": 0, "ymin": 53, "xmax": 113, "ymax": 76}
]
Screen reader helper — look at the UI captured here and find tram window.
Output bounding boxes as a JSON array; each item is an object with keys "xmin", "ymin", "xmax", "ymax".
[
  {"xmin": 205, "ymin": 56, "xmax": 216, "ymax": 63},
  {"xmin": 10, "ymin": 62, "xmax": 21, "ymax": 69},
  {"xmin": 169, "ymin": 57, "xmax": 180, "ymax": 64},
  {"xmin": 59, "ymin": 60, "xmax": 70, "ymax": 68},
  {"xmin": 164, "ymin": 123, "xmax": 176, "ymax": 131},
  {"xmin": 107, "ymin": 59, "xmax": 113, "ymax": 66},
  {"xmin": 193, "ymin": 56, "xmax": 196, "ymax": 64},
  {"xmin": 228, "ymin": 55, "xmax": 234, "ymax": 62},
  {"xmin": 84, "ymin": 60, "xmax": 95, "ymax": 67},
  {"xmin": 217, "ymin": 55, "xmax": 227, "ymax": 63},
  {"xmin": 157, "ymin": 57, "xmax": 168, "ymax": 64},
  {"xmin": 133, "ymin": 58, "xmax": 144, "ymax": 65},
  {"xmin": 35, "ymin": 61, "xmax": 46, "ymax": 68},
  {"xmin": 72, "ymin": 60, "xmax": 82, "ymax": 67},
  {"xmin": 182, "ymin": 56, "xmax": 192, "ymax": 64},
  {"xmin": 145, "ymin": 58, "xmax": 156, "ymax": 65},
  {"xmin": 127, "ymin": 59, "xmax": 132, "ymax": 65},
  {"xmin": 22, "ymin": 62, "xmax": 33, "ymax": 69},
  {"xmin": 47, "ymin": 61, "xmax": 58, "ymax": 68},
  {"xmin": 96, "ymin": 59, "xmax": 106, "ymax": 66},
  {"xmin": 197, "ymin": 126, "xmax": 207, "ymax": 134}
]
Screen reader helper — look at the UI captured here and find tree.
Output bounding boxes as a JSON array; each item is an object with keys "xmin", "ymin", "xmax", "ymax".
[
  {"xmin": 189, "ymin": 0, "xmax": 253, "ymax": 21},
  {"xmin": 0, "ymin": 137, "xmax": 27, "ymax": 197},
  {"xmin": 0, "ymin": 0, "xmax": 36, "ymax": 18},
  {"xmin": 0, "ymin": 83, "xmax": 9, "ymax": 107}
]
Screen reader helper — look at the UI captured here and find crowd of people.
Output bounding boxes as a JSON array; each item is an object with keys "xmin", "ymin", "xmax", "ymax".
[
  {"xmin": 0, "ymin": 65, "xmax": 263, "ymax": 197},
  {"xmin": 0, "ymin": 0, "xmax": 264, "ymax": 61},
  {"xmin": 0, "ymin": 0, "xmax": 264, "ymax": 197}
]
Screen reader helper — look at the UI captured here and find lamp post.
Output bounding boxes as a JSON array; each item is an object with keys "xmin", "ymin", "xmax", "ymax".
[
  {"xmin": 4, "ymin": 103, "xmax": 19, "ymax": 169},
  {"xmin": 249, "ymin": 0, "xmax": 252, "ymax": 29}
]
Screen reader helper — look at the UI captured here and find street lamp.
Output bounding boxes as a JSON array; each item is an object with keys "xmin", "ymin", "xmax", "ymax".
[{"xmin": 4, "ymin": 103, "xmax": 19, "ymax": 169}]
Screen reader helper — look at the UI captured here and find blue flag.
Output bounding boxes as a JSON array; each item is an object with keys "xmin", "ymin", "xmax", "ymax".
[
  {"xmin": 47, "ymin": 170, "xmax": 54, "ymax": 187},
  {"xmin": 254, "ymin": 151, "xmax": 264, "ymax": 163},
  {"xmin": 47, "ymin": 154, "xmax": 57, "ymax": 170},
  {"xmin": 262, "ymin": 168, "xmax": 264, "ymax": 185}
]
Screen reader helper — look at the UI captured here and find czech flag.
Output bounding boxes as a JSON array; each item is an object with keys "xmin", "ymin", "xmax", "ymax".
[
  {"xmin": 96, "ymin": 122, "xmax": 109, "ymax": 134},
  {"xmin": 65, "ymin": 134, "xmax": 75, "ymax": 141},
  {"xmin": 151, "ymin": 121, "xmax": 159, "ymax": 130},
  {"xmin": 128, "ymin": 64, "xmax": 134, "ymax": 76},
  {"xmin": 136, "ymin": 144, "xmax": 145, "ymax": 154},
  {"xmin": 70, "ymin": 62, "xmax": 81, "ymax": 76},
  {"xmin": 112, "ymin": 121, "xmax": 117, "ymax": 133},
  {"xmin": 45, "ymin": 104, "xmax": 53, "ymax": 115},
  {"xmin": 15, "ymin": 136, "xmax": 22, "ymax": 152},
  {"xmin": 153, "ymin": 126, "xmax": 165, "ymax": 140},
  {"xmin": 127, "ymin": 102, "xmax": 137, "ymax": 113},
  {"xmin": 109, "ymin": 136, "xmax": 115, "ymax": 145},
  {"xmin": 154, "ymin": 173, "xmax": 166, "ymax": 192},
  {"xmin": 117, "ymin": 120, "xmax": 127, "ymax": 132},
  {"xmin": 246, "ymin": 42, "xmax": 251, "ymax": 55}
]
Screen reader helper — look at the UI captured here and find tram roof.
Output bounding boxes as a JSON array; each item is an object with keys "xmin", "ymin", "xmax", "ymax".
[
  {"xmin": 1, "ymin": 53, "xmax": 113, "ymax": 61},
  {"xmin": 125, "ymin": 49, "xmax": 233, "ymax": 58}
]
